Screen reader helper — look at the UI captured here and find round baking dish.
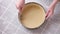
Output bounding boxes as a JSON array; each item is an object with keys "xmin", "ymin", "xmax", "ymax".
[{"xmin": 18, "ymin": 2, "xmax": 46, "ymax": 29}]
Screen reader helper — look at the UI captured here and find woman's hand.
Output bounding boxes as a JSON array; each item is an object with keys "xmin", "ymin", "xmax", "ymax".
[
  {"xmin": 45, "ymin": 7, "xmax": 54, "ymax": 19},
  {"xmin": 16, "ymin": 0, "xmax": 25, "ymax": 12},
  {"xmin": 45, "ymin": 0, "xmax": 58, "ymax": 19}
]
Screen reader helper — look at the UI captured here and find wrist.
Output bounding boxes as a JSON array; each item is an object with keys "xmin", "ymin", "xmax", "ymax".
[
  {"xmin": 53, "ymin": 0, "xmax": 58, "ymax": 2},
  {"xmin": 50, "ymin": 0, "xmax": 58, "ymax": 8}
]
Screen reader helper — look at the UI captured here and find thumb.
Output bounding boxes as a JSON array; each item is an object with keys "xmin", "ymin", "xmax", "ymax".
[{"xmin": 45, "ymin": 10, "xmax": 50, "ymax": 19}]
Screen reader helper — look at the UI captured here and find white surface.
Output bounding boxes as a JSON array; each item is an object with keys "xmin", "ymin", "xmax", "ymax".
[{"xmin": 0, "ymin": 0, "xmax": 60, "ymax": 34}]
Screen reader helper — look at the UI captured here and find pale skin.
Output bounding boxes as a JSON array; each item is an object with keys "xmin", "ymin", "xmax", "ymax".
[{"xmin": 16, "ymin": 0, "xmax": 59, "ymax": 19}]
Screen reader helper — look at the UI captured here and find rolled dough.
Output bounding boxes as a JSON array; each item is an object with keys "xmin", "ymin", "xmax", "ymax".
[{"xmin": 20, "ymin": 3, "xmax": 45, "ymax": 29}]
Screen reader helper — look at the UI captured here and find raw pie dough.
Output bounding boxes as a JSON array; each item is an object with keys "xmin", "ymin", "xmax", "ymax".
[{"xmin": 20, "ymin": 3, "xmax": 45, "ymax": 28}]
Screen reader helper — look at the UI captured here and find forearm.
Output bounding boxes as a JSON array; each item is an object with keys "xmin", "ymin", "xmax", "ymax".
[{"xmin": 49, "ymin": 0, "xmax": 58, "ymax": 10}]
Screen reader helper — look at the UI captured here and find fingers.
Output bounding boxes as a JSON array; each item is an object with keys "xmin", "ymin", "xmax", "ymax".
[
  {"xmin": 16, "ymin": 0, "xmax": 25, "ymax": 14},
  {"xmin": 16, "ymin": 0, "xmax": 21, "ymax": 8},
  {"xmin": 45, "ymin": 10, "xmax": 50, "ymax": 19},
  {"xmin": 16, "ymin": 0, "xmax": 24, "ymax": 9},
  {"xmin": 45, "ymin": 10, "xmax": 53, "ymax": 20},
  {"xmin": 45, "ymin": 10, "xmax": 50, "ymax": 18}
]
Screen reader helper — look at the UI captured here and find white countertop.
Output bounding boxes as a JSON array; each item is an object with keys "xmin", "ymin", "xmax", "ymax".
[{"xmin": 0, "ymin": 0, "xmax": 60, "ymax": 34}]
